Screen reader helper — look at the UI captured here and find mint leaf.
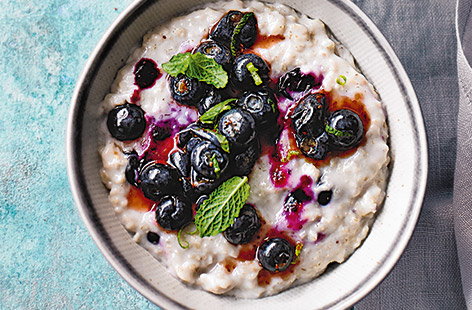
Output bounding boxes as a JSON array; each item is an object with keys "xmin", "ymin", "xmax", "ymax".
[
  {"xmin": 246, "ymin": 62, "xmax": 263, "ymax": 86},
  {"xmin": 230, "ymin": 12, "xmax": 255, "ymax": 56},
  {"xmin": 199, "ymin": 98, "xmax": 237, "ymax": 125},
  {"xmin": 325, "ymin": 124, "xmax": 352, "ymax": 137},
  {"xmin": 194, "ymin": 176, "xmax": 251, "ymax": 237},
  {"xmin": 161, "ymin": 53, "xmax": 192, "ymax": 76},
  {"xmin": 211, "ymin": 153, "xmax": 221, "ymax": 178},
  {"xmin": 162, "ymin": 52, "xmax": 228, "ymax": 88}
]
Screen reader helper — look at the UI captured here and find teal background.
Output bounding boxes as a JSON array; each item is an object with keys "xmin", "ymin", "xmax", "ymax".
[{"xmin": 0, "ymin": 1, "xmax": 156, "ymax": 308}]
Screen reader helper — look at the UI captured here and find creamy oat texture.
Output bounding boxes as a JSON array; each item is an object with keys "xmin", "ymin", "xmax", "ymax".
[{"xmin": 99, "ymin": 0, "xmax": 389, "ymax": 298}]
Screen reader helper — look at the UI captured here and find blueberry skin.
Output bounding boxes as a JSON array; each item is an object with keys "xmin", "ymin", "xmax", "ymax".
[
  {"xmin": 298, "ymin": 132, "xmax": 329, "ymax": 160},
  {"xmin": 218, "ymin": 108, "xmax": 256, "ymax": 150},
  {"xmin": 107, "ymin": 103, "xmax": 146, "ymax": 141},
  {"xmin": 195, "ymin": 40, "xmax": 233, "ymax": 69},
  {"xmin": 223, "ymin": 204, "xmax": 261, "ymax": 245},
  {"xmin": 139, "ymin": 163, "xmax": 181, "ymax": 201},
  {"xmin": 237, "ymin": 89, "xmax": 278, "ymax": 128},
  {"xmin": 291, "ymin": 93, "xmax": 327, "ymax": 140},
  {"xmin": 125, "ymin": 153, "xmax": 144, "ymax": 187},
  {"xmin": 277, "ymin": 68, "xmax": 316, "ymax": 100},
  {"xmin": 169, "ymin": 74, "xmax": 207, "ymax": 106},
  {"xmin": 155, "ymin": 195, "xmax": 193, "ymax": 231},
  {"xmin": 210, "ymin": 11, "xmax": 257, "ymax": 49},
  {"xmin": 232, "ymin": 54, "xmax": 270, "ymax": 90},
  {"xmin": 169, "ymin": 151, "xmax": 191, "ymax": 177},
  {"xmin": 190, "ymin": 169, "xmax": 220, "ymax": 194},
  {"xmin": 257, "ymin": 238, "xmax": 295, "ymax": 272},
  {"xmin": 197, "ymin": 88, "xmax": 222, "ymax": 115},
  {"xmin": 232, "ymin": 141, "xmax": 260, "ymax": 176},
  {"xmin": 190, "ymin": 141, "xmax": 229, "ymax": 179},
  {"xmin": 326, "ymin": 109, "xmax": 364, "ymax": 150}
]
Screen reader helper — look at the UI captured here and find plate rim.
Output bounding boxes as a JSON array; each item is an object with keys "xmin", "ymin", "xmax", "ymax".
[{"xmin": 66, "ymin": 0, "xmax": 428, "ymax": 309}]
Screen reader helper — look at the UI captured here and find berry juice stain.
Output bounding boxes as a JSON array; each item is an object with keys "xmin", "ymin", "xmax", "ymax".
[
  {"xmin": 127, "ymin": 186, "xmax": 155, "ymax": 212},
  {"xmin": 282, "ymin": 175, "xmax": 313, "ymax": 231}
]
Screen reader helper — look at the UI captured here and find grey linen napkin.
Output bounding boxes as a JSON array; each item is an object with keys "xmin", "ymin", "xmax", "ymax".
[
  {"xmin": 349, "ymin": 0, "xmax": 467, "ymax": 308},
  {"xmin": 454, "ymin": 0, "xmax": 472, "ymax": 308}
]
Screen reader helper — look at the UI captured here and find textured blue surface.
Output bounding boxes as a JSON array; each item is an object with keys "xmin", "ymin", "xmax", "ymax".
[{"xmin": 0, "ymin": 1, "xmax": 156, "ymax": 308}]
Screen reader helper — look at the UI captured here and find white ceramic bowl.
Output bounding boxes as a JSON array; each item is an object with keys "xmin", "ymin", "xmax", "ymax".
[{"xmin": 67, "ymin": 0, "xmax": 428, "ymax": 309}]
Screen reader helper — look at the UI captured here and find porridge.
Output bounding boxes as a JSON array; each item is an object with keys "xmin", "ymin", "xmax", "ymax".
[{"xmin": 99, "ymin": 0, "xmax": 389, "ymax": 298}]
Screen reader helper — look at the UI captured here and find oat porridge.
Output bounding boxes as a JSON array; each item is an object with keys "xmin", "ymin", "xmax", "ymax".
[{"xmin": 99, "ymin": 0, "xmax": 389, "ymax": 298}]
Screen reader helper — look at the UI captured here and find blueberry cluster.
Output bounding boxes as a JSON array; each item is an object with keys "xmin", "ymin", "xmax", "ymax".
[{"xmin": 291, "ymin": 92, "xmax": 364, "ymax": 160}]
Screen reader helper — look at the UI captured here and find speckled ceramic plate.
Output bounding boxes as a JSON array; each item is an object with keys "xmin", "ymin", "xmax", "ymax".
[{"xmin": 67, "ymin": 0, "xmax": 427, "ymax": 309}]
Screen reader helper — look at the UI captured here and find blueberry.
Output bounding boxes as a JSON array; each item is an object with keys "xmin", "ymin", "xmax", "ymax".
[
  {"xmin": 232, "ymin": 141, "xmax": 260, "ymax": 176},
  {"xmin": 125, "ymin": 153, "xmax": 145, "ymax": 187},
  {"xmin": 223, "ymin": 204, "xmax": 261, "ymax": 244},
  {"xmin": 169, "ymin": 151, "xmax": 191, "ymax": 177},
  {"xmin": 284, "ymin": 188, "xmax": 311, "ymax": 212},
  {"xmin": 146, "ymin": 231, "xmax": 160, "ymax": 244},
  {"xmin": 210, "ymin": 11, "xmax": 257, "ymax": 49},
  {"xmin": 257, "ymin": 238, "xmax": 295, "ymax": 272},
  {"xmin": 107, "ymin": 103, "xmax": 146, "ymax": 141},
  {"xmin": 139, "ymin": 163, "xmax": 181, "ymax": 201},
  {"xmin": 177, "ymin": 126, "xmax": 226, "ymax": 151},
  {"xmin": 190, "ymin": 169, "xmax": 220, "ymax": 194},
  {"xmin": 232, "ymin": 54, "xmax": 270, "ymax": 90},
  {"xmin": 318, "ymin": 190, "xmax": 332, "ymax": 206},
  {"xmin": 152, "ymin": 125, "xmax": 171, "ymax": 141},
  {"xmin": 298, "ymin": 132, "xmax": 329, "ymax": 160},
  {"xmin": 197, "ymin": 88, "xmax": 222, "ymax": 115},
  {"xmin": 155, "ymin": 195, "xmax": 192, "ymax": 231},
  {"xmin": 291, "ymin": 93, "xmax": 327, "ymax": 140},
  {"xmin": 134, "ymin": 58, "xmax": 160, "ymax": 89},
  {"xmin": 170, "ymin": 74, "xmax": 207, "ymax": 105},
  {"xmin": 237, "ymin": 89, "xmax": 278, "ymax": 128},
  {"xmin": 278, "ymin": 68, "xmax": 316, "ymax": 99},
  {"xmin": 326, "ymin": 109, "xmax": 363, "ymax": 150},
  {"xmin": 191, "ymin": 141, "xmax": 229, "ymax": 179},
  {"xmin": 195, "ymin": 40, "xmax": 233, "ymax": 69},
  {"xmin": 196, "ymin": 195, "xmax": 209, "ymax": 209},
  {"xmin": 218, "ymin": 108, "xmax": 256, "ymax": 150}
]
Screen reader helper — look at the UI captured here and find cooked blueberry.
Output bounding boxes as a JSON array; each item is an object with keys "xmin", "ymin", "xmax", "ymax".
[
  {"xmin": 197, "ymin": 88, "xmax": 222, "ymax": 115},
  {"xmin": 170, "ymin": 74, "xmax": 207, "ymax": 105},
  {"xmin": 284, "ymin": 188, "xmax": 311, "ymax": 212},
  {"xmin": 191, "ymin": 141, "xmax": 229, "ymax": 179},
  {"xmin": 196, "ymin": 195, "xmax": 209, "ymax": 208},
  {"xmin": 326, "ymin": 109, "xmax": 363, "ymax": 150},
  {"xmin": 152, "ymin": 125, "xmax": 171, "ymax": 141},
  {"xmin": 232, "ymin": 141, "xmax": 260, "ymax": 176},
  {"xmin": 278, "ymin": 68, "xmax": 316, "ymax": 99},
  {"xmin": 218, "ymin": 108, "xmax": 256, "ymax": 149},
  {"xmin": 139, "ymin": 163, "xmax": 181, "ymax": 201},
  {"xmin": 291, "ymin": 93, "xmax": 327, "ymax": 140},
  {"xmin": 125, "ymin": 153, "xmax": 141, "ymax": 187},
  {"xmin": 257, "ymin": 238, "xmax": 295, "ymax": 272},
  {"xmin": 232, "ymin": 54, "xmax": 269, "ymax": 90},
  {"xmin": 190, "ymin": 169, "xmax": 219, "ymax": 194},
  {"xmin": 195, "ymin": 40, "xmax": 232, "ymax": 69},
  {"xmin": 223, "ymin": 204, "xmax": 261, "ymax": 244},
  {"xmin": 298, "ymin": 133, "xmax": 329, "ymax": 160},
  {"xmin": 169, "ymin": 151, "xmax": 190, "ymax": 177},
  {"xmin": 134, "ymin": 58, "xmax": 160, "ymax": 89},
  {"xmin": 107, "ymin": 103, "xmax": 146, "ymax": 141},
  {"xmin": 318, "ymin": 190, "xmax": 332, "ymax": 206},
  {"xmin": 146, "ymin": 231, "xmax": 160, "ymax": 244},
  {"xmin": 176, "ymin": 124, "xmax": 200, "ymax": 148},
  {"xmin": 210, "ymin": 11, "xmax": 257, "ymax": 49},
  {"xmin": 155, "ymin": 195, "xmax": 192, "ymax": 231},
  {"xmin": 178, "ymin": 126, "xmax": 227, "ymax": 151},
  {"xmin": 237, "ymin": 89, "xmax": 278, "ymax": 127}
]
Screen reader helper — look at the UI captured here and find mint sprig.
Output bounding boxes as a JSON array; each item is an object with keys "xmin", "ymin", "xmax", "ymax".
[
  {"xmin": 162, "ymin": 52, "xmax": 228, "ymax": 88},
  {"xmin": 325, "ymin": 124, "xmax": 352, "ymax": 137},
  {"xmin": 194, "ymin": 176, "xmax": 250, "ymax": 237},
  {"xmin": 199, "ymin": 98, "xmax": 237, "ymax": 125},
  {"xmin": 230, "ymin": 12, "xmax": 255, "ymax": 56}
]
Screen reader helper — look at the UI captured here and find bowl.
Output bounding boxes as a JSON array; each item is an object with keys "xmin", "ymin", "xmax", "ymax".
[{"xmin": 67, "ymin": 0, "xmax": 428, "ymax": 309}]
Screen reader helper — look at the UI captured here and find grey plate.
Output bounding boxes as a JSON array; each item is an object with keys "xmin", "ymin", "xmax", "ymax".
[{"xmin": 67, "ymin": 0, "xmax": 428, "ymax": 309}]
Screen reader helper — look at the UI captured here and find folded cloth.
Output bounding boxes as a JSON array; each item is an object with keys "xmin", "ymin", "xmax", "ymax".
[
  {"xmin": 454, "ymin": 0, "xmax": 472, "ymax": 308},
  {"xmin": 351, "ymin": 0, "xmax": 467, "ymax": 308}
]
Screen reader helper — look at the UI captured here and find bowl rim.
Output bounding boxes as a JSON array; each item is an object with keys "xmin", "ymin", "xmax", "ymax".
[{"xmin": 67, "ymin": 0, "xmax": 428, "ymax": 308}]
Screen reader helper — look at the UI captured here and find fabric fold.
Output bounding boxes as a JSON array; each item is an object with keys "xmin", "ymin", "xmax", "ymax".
[{"xmin": 454, "ymin": 0, "xmax": 472, "ymax": 308}]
